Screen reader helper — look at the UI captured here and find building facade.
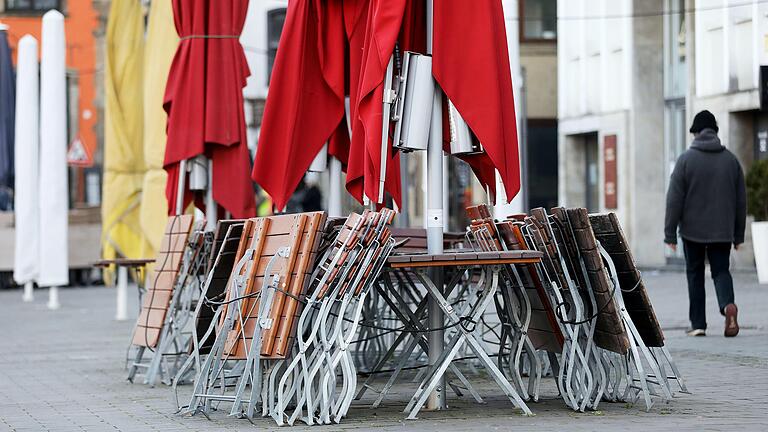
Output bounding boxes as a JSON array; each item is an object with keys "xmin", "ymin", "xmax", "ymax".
[
  {"xmin": 1, "ymin": 0, "xmax": 102, "ymax": 207},
  {"xmin": 686, "ymin": 0, "xmax": 767, "ymax": 267},
  {"xmin": 557, "ymin": 0, "xmax": 767, "ymax": 267},
  {"xmin": 518, "ymin": 0, "xmax": 558, "ymax": 212}
]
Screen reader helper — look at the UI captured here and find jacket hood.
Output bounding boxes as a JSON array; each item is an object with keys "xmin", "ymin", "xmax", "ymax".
[{"xmin": 691, "ymin": 128, "xmax": 724, "ymax": 153}]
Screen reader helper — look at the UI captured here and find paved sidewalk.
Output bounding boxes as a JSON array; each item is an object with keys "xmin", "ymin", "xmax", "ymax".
[{"xmin": 0, "ymin": 271, "xmax": 766, "ymax": 431}]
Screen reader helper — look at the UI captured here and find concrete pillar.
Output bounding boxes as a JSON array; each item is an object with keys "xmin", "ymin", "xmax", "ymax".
[{"xmin": 629, "ymin": 0, "xmax": 666, "ymax": 266}]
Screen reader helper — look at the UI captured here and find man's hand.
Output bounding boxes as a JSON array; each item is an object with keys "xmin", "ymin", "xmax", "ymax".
[
  {"xmin": 734, "ymin": 243, "xmax": 740, "ymax": 251},
  {"xmin": 666, "ymin": 243, "xmax": 677, "ymax": 253}
]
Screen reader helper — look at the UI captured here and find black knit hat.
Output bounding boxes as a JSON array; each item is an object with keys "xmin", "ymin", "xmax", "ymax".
[{"xmin": 689, "ymin": 110, "xmax": 718, "ymax": 133}]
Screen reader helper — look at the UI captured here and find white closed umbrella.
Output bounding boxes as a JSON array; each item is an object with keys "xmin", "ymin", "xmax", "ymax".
[
  {"xmin": 39, "ymin": 10, "xmax": 69, "ymax": 309},
  {"xmin": 13, "ymin": 35, "xmax": 39, "ymax": 302}
]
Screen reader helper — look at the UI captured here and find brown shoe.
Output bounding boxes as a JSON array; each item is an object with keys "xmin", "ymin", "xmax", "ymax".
[{"xmin": 724, "ymin": 304, "xmax": 739, "ymax": 337}]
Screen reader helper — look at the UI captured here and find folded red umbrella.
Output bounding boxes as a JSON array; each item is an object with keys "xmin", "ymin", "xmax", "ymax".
[
  {"xmin": 432, "ymin": 0, "xmax": 520, "ymax": 203},
  {"xmin": 163, "ymin": 0, "xmax": 256, "ymax": 218},
  {"xmin": 325, "ymin": 0, "xmax": 368, "ymax": 169},
  {"xmin": 252, "ymin": 0, "xmax": 347, "ymax": 211},
  {"xmin": 345, "ymin": 0, "xmax": 408, "ymax": 207}
]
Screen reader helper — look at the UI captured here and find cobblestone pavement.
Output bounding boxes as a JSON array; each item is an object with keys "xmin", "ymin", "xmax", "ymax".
[{"xmin": 1, "ymin": 270, "xmax": 766, "ymax": 431}]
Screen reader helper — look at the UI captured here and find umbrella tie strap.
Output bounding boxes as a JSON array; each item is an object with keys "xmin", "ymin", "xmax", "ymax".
[{"xmin": 180, "ymin": 34, "xmax": 240, "ymax": 41}]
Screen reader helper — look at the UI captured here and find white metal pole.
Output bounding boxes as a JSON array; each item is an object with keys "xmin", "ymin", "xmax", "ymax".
[
  {"xmin": 115, "ymin": 266, "xmax": 128, "ymax": 320},
  {"xmin": 176, "ymin": 159, "xmax": 187, "ymax": 215},
  {"xmin": 205, "ymin": 160, "xmax": 216, "ymax": 231},
  {"xmin": 426, "ymin": 0, "xmax": 446, "ymax": 411},
  {"xmin": 328, "ymin": 157, "xmax": 343, "ymax": 217},
  {"xmin": 22, "ymin": 282, "xmax": 34, "ymax": 302},
  {"xmin": 47, "ymin": 286, "xmax": 60, "ymax": 310}
]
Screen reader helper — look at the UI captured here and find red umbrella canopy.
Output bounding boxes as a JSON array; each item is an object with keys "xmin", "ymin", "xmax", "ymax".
[
  {"xmin": 433, "ymin": 0, "xmax": 520, "ymax": 203},
  {"xmin": 345, "ymin": 0, "xmax": 408, "ymax": 208},
  {"xmin": 163, "ymin": 0, "xmax": 256, "ymax": 218},
  {"xmin": 251, "ymin": 0, "xmax": 347, "ymax": 211}
]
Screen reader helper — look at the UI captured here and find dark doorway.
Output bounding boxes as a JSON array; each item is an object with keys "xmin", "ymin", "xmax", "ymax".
[
  {"xmin": 526, "ymin": 119, "xmax": 558, "ymax": 210},
  {"xmin": 583, "ymin": 132, "xmax": 599, "ymax": 212}
]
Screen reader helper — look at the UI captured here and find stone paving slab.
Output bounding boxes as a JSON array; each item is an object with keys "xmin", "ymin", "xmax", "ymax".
[{"xmin": 0, "ymin": 271, "xmax": 766, "ymax": 431}]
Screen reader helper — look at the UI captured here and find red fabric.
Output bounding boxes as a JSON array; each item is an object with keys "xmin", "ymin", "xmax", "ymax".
[
  {"xmin": 163, "ymin": 0, "xmax": 255, "ymax": 217},
  {"xmin": 345, "ymin": 0, "xmax": 407, "ymax": 206},
  {"xmin": 433, "ymin": 0, "xmax": 520, "ymax": 203},
  {"xmin": 251, "ymin": 0, "xmax": 346, "ymax": 211},
  {"xmin": 326, "ymin": 0, "xmax": 368, "ymax": 169}
]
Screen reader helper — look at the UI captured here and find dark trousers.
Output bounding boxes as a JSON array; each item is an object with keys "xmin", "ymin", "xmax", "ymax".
[{"xmin": 682, "ymin": 239, "xmax": 735, "ymax": 330}]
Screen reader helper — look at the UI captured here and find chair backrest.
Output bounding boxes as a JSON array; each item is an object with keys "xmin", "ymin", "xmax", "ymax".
[
  {"xmin": 497, "ymin": 220, "xmax": 565, "ymax": 352},
  {"xmin": 132, "ymin": 215, "xmax": 195, "ymax": 348},
  {"xmin": 221, "ymin": 212, "xmax": 327, "ymax": 360},
  {"xmin": 589, "ymin": 212, "xmax": 665, "ymax": 347},
  {"xmin": 564, "ymin": 208, "xmax": 630, "ymax": 354},
  {"xmin": 466, "ymin": 204, "xmax": 564, "ymax": 353},
  {"xmin": 196, "ymin": 221, "xmax": 245, "ymax": 354}
]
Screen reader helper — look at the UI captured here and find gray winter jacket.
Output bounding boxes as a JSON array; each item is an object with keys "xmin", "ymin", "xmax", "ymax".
[{"xmin": 664, "ymin": 129, "xmax": 747, "ymax": 245}]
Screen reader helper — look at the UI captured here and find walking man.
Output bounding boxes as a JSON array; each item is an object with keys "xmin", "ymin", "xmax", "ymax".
[{"xmin": 665, "ymin": 110, "xmax": 746, "ymax": 337}]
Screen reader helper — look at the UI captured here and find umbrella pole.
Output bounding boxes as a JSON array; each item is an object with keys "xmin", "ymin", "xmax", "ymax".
[
  {"xmin": 115, "ymin": 266, "xmax": 128, "ymax": 320},
  {"xmin": 425, "ymin": 0, "xmax": 446, "ymax": 411},
  {"xmin": 22, "ymin": 282, "xmax": 34, "ymax": 302},
  {"xmin": 378, "ymin": 56, "xmax": 395, "ymax": 204},
  {"xmin": 47, "ymin": 286, "xmax": 60, "ymax": 310},
  {"xmin": 328, "ymin": 157, "xmax": 342, "ymax": 217},
  {"xmin": 205, "ymin": 161, "xmax": 216, "ymax": 231},
  {"xmin": 176, "ymin": 159, "xmax": 187, "ymax": 215}
]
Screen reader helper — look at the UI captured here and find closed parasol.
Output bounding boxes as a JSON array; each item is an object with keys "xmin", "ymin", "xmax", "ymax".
[
  {"xmin": 432, "ymin": 0, "xmax": 520, "ymax": 202},
  {"xmin": 39, "ymin": 10, "xmax": 69, "ymax": 308},
  {"xmin": 251, "ymin": 0, "xmax": 347, "ymax": 212},
  {"xmin": 140, "ymin": 0, "xmax": 177, "ymax": 255},
  {"xmin": 164, "ymin": 0, "xmax": 255, "ymax": 219},
  {"xmin": 102, "ymin": 0, "xmax": 147, "ymax": 265},
  {"xmin": 13, "ymin": 35, "xmax": 39, "ymax": 301},
  {"xmin": 0, "ymin": 25, "xmax": 14, "ymax": 200}
]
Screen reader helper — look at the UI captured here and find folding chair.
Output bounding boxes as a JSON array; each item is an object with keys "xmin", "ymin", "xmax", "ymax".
[
  {"xmin": 185, "ymin": 212, "xmax": 327, "ymax": 419},
  {"xmin": 517, "ymin": 210, "xmax": 603, "ymax": 411},
  {"xmin": 588, "ymin": 213, "xmax": 687, "ymax": 394},
  {"xmin": 269, "ymin": 210, "xmax": 396, "ymax": 425},
  {"xmin": 127, "ymin": 215, "xmax": 209, "ymax": 386},
  {"xmin": 464, "ymin": 205, "xmax": 552, "ymax": 402}
]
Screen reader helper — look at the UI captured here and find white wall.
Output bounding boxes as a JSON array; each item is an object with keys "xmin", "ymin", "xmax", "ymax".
[
  {"xmin": 558, "ymin": 0, "xmax": 632, "ymax": 120},
  {"xmin": 495, "ymin": 0, "xmax": 525, "ymax": 217},
  {"xmin": 695, "ymin": 0, "xmax": 767, "ymax": 96},
  {"xmin": 241, "ymin": 0, "xmax": 288, "ymax": 100}
]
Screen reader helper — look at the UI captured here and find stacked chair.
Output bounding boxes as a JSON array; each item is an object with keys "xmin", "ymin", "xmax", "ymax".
[
  {"xmin": 465, "ymin": 205, "xmax": 687, "ymax": 411},
  {"xmin": 121, "ymin": 207, "xmax": 687, "ymax": 426},
  {"xmin": 127, "ymin": 215, "xmax": 213, "ymax": 386},
  {"xmin": 172, "ymin": 209, "xmax": 396, "ymax": 425}
]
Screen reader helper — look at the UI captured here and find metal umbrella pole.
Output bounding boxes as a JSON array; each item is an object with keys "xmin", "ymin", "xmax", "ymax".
[
  {"xmin": 327, "ymin": 96, "xmax": 353, "ymax": 218},
  {"xmin": 328, "ymin": 157, "xmax": 342, "ymax": 217},
  {"xmin": 175, "ymin": 159, "xmax": 187, "ymax": 215},
  {"xmin": 205, "ymin": 160, "xmax": 216, "ymax": 231},
  {"xmin": 425, "ymin": 0, "xmax": 445, "ymax": 411}
]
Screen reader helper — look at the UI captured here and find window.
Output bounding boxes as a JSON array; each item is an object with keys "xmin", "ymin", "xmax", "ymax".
[
  {"xmin": 663, "ymin": 0, "xmax": 686, "ymax": 98},
  {"xmin": 5, "ymin": 0, "xmax": 61, "ymax": 12},
  {"xmin": 520, "ymin": 0, "xmax": 557, "ymax": 42},
  {"xmin": 266, "ymin": 8, "xmax": 286, "ymax": 84}
]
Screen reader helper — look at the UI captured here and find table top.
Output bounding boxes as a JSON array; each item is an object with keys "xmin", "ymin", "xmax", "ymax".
[
  {"xmin": 93, "ymin": 258, "xmax": 155, "ymax": 268},
  {"xmin": 387, "ymin": 250, "xmax": 542, "ymax": 268}
]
